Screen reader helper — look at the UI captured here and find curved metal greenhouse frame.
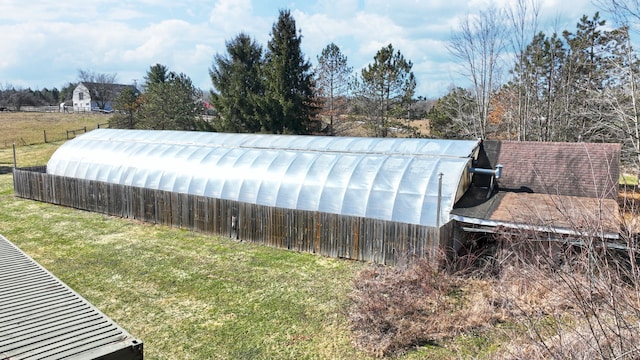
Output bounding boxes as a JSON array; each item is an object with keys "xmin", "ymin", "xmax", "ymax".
[{"xmin": 47, "ymin": 129, "xmax": 480, "ymax": 227}]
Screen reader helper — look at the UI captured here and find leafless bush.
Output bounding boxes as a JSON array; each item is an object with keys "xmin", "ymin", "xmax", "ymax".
[
  {"xmin": 492, "ymin": 225, "xmax": 640, "ymax": 359},
  {"xmin": 349, "ymin": 217, "xmax": 640, "ymax": 358},
  {"xmin": 348, "ymin": 256, "xmax": 502, "ymax": 357}
]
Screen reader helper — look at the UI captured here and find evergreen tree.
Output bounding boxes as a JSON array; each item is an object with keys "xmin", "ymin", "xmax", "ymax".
[
  {"xmin": 509, "ymin": 31, "xmax": 566, "ymax": 141},
  {"xmin": 59, "ymin": 82, "xmax": 76, "ymax": 103},
  {"xmin": 263, "ymin": 9, "xmax": 319, "ymax": 134},
  {"xmin": 110, "ymin": 86, "xmax": 140, "ymax": 129},
  {"xmin": 137, "ymin": 65, "xmax": 209, "ymax": 131},
  {"xmin": 315, "ymin": 43, "xmax": 353, "ymax": 135},
  {"xmin": 428, "ymin": 87, "xmax": 476, "ymax": 139},
  {"xmin": 146, "ymin": 64, "xmax": 170, "ymax": 86},
  {"xmin": 504, "ymin": 13, "xmax": 631, "ymax": 143},
  {"xmin": 354, "ymin": 44, "xmax": 416, "ymax": 137},
  {"xmin": 210, "ymin": 33, "xmax": 264, "ymax": 132}
]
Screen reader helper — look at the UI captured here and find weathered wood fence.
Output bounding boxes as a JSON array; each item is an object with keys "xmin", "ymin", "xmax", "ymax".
[{"xmin": 13, "ymin": 168, "xmax": 451, "ymax": 265}]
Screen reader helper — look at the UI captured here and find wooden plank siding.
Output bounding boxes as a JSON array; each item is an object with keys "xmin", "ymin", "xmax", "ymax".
[{"xmin": 12, "ymin": 168, "xmax": 452, "ymax": 265}]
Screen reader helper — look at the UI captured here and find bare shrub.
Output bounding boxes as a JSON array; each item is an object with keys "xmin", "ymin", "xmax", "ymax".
[
  {"xmin": 349, "ymin": 178, "xmax": 640, "ymax": 359},
  {"xmin": 348, "ymin": 257, "xmax": 502, "ymax": 357},
  {"xmin": 349, "ymin": 230, "xmax": 640, "ymax": 358},
  {"xmin": 493, "ymin": 230, "xmax": 640, "ymax": 360}
]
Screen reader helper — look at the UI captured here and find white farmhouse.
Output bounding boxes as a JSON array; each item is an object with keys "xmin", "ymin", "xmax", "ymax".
[{"xmin": 72, "ymin": 82, "xmax": 137, "ymax": 113}]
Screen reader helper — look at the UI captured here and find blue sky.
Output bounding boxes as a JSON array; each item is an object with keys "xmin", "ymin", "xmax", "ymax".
[{"xmin": 0, "ymin": 0, "xmax": 603, "ymax": 98}]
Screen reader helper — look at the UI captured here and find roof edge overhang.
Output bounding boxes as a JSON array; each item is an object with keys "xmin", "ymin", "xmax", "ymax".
[{"xmin": 451, "ymin": 214, "xmax": 620, "ymax": 240}]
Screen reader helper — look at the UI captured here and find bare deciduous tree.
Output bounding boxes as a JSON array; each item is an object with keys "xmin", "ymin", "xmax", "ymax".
[
  {"xmin": 506, "ymin": 0, "xmax": 541, "ymax": 140},
  {"xmin": 448, "ymin": 6, "xmax": 508, "ymax": 139}
]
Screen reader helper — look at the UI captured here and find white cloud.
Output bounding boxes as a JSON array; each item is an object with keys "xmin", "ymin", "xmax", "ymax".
[
  {"xmin": 209, "ymin": 0, "xmax": 253, "ymax": 32},
  {"xmin": 0, "ymin": 0, "xmax": 604, "ymax": 96}
]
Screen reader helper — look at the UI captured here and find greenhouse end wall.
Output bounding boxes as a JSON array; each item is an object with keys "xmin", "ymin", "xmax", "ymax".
[{"xmin": 13, "ymin": 168, "xmax": 453, "ymax": 265}]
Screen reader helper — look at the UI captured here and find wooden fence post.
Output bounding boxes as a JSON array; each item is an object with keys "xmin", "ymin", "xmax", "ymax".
[{"xmin": 43, "ymin": 130, "xmax": 47, "ymax": 143}]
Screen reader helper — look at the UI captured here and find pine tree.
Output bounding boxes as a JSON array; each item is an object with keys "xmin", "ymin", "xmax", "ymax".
[
  {"xmin": 137, "ymin": 64, "xmax": 207, "ymax": 131},
  {"xmin": 111, "ymin": 86, "xmax": 140, "ymax": 129},
  {"xmin": 428, "ymin": 87, "xmax": 475, "ymax": 139},
  {"xmin": 315, "ymin": 43, "xmax": 353, "ymax": 135},
  {"xmin": 145, "ymin": 64, "xmax": 170, "ymax": 86},
  {"xmin": 355, "ymin": 44, "xmax": 416, "ymax": 137}
]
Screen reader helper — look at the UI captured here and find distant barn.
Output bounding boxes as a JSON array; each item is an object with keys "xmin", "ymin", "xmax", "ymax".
[
  {"xmin": 72, "ymin": 82, "xmax": 138, "ymax": 113},
  {"xmin": 13, "ymin": 129, "xmax": 622, "ymax": 264}
]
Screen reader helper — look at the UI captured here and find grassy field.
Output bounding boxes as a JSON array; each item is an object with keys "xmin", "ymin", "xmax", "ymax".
[
  {"xmin": 0, "ymin": 111, "xmax": 109, "ymax": 148},
  {"xmin": 0, "ymin": 173, "xmax": 373, "ymax": 359}
]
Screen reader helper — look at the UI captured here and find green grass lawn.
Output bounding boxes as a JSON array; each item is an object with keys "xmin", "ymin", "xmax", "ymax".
[
  {"xmin": 621, "ymin": 173, "xmax": 638, "ymax": 185},
  {"xmin": 0, "ymin": 135, "xmax": 374, "ymax": 359},
  {"xmin": 0, "ymin": 171, "xmax": 375, "ymax": 359}
]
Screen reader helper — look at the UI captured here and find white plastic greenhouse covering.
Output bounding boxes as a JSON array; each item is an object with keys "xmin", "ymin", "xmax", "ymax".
[{"xmin": 47, "ymin": 129, "xmax": 480, "ymax": 227}]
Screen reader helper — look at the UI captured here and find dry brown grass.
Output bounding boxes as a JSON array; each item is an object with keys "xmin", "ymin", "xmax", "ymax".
[
  {"xmin": 348, "ymin": 258, "xmax": 502, "ymax": 358},
  {"xmin": 326, "ymin": 115, "xmax": 431, "ymax": 138},
  {"xmin": 349, "ymin": 235, "xmax": 640, "ymax": 359},
  {"xmin": 0, "ymin": 111, "xmax": 111, "ymax": 148},
  {"xmin": 411, "ymin": 119, "xmax": 430, "ymax": 136},
  {"xmin": 491, "ymin": 242, "xmax": 640, "ymax": 359}
]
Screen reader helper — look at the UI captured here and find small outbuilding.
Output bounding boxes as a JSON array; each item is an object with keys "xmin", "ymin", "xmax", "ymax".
[{"xmin": 452, "ymin": 140, "xmax": 621, "ymax": 244}]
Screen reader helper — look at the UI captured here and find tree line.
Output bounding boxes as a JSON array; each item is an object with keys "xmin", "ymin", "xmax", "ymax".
[
  {"xmin": 109, "ymin": 10, "xmax": 417, "ymax": 137},
  {"xmin": 0, "ymin": 84, "xmax": 74, "ymax": 110},
  {"xmin": 6, "ymin": 4, "xmax": 640, "ymax": 170},
  {"xmin": 113, "ymin": 2, "xmax": 640, "ymax": 172},
  {"xmin": 430, "ymin": 0, "xmax": 640, "ymax": 170}
]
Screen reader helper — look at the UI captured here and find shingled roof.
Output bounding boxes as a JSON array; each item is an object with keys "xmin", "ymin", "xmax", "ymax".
[
  {"xmin": 482, "ymin": 140, "xmax": 620, "ymax": 200},
  {"xmin": 451, "ymin": 140, "xmax": 622, "ymax": 239}
]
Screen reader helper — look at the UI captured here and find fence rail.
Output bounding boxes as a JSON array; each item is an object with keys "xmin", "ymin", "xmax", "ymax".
[
  {"xmin": 12, "ymin": 168, "xmax": 450, "ymax": 265},
  {"xmin": 1, "ymin": 124, "xmax": 109, "ymax": 149},
  {"xmin": 4, "ymin": 105, "xmax": 111, "ymax": 113}
]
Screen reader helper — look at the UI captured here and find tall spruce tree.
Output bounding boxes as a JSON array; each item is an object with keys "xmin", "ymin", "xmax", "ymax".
[
  {"xmin": 210, "ymin": 33, "xmax": 264, "ymax": 132},
  {"xmin": 146, "ymin": 64, "xmax": 170, "ymax": 86},
  {"xmin": 263, "ymin": 9, "xmax": 319, "ymax": 134}
]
